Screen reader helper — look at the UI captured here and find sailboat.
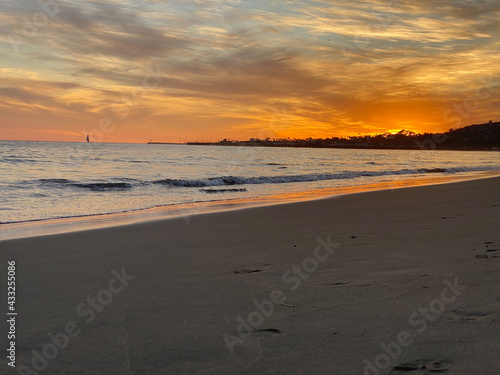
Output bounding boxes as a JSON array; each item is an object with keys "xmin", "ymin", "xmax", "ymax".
[{"xmin": 86, "ymin": 134, "xmax": 90, "ymax": 143}]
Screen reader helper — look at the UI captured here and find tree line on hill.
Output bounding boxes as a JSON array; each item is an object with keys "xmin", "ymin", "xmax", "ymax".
[{"xmin": 188, "ymin": 121, "xmax": 500, "ymax": 150}]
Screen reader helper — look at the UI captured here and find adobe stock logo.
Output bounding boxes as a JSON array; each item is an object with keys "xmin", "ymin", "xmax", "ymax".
[{"xmin": 363, "ymin": 277, "xmax": 466, "ymax": 375}]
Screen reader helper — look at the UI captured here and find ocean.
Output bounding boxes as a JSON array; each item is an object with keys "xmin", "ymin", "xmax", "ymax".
[{"xmin": 1, "ymin": 140, "xmax": 499, "ymax": 227}]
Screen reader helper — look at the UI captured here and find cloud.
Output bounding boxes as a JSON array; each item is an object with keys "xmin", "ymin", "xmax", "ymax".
[{"xmin": 0, "ymin": 0, "xmax": 499, "ymax": 141}]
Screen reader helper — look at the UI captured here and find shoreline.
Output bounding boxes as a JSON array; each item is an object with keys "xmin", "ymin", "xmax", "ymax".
[
  {"xmin": 0, "ymin": 173, "xmax": 499, "ymax": 374},
  {"xmin": 2, "ymin": 170, "xmax": 500, "ymax": 241}
]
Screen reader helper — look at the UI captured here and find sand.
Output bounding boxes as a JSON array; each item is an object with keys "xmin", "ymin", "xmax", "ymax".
[{"xmin": 1, "ymin": 176, "xmax": 499, "ymax": 375}]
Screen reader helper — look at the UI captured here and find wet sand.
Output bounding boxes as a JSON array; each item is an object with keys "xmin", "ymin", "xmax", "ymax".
[{"xmin": 1, "ymin": 176, "xmax": 499, "ymax": 374}]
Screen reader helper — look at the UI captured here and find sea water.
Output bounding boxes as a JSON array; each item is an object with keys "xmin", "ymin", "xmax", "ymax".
[{"xmin": 1, "ymin": 140, "xmax": 499, "ymax": 225}]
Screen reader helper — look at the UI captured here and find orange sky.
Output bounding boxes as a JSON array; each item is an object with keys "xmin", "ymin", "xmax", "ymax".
[{"xmin": 1, "ymin": 0, "xmax": 499, "ymax": 143}]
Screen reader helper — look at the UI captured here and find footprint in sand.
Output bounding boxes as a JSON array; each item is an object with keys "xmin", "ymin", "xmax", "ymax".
[
  {"xmin": 390, "ymin": 359, "xmax": 451, "ymax": 374},
  {"xmin": 446, "ymin": 309, "xmax": 496, "ymax": 323},
  {"xmin": 318, "ymin": 281, "xmax": 347, "ymax": 286},
  {"xmin": 252, "ymin": 328, "xmax": 281, "ymax": 334},
  {"xmin": 474, "ymin": 241, "xmax": 499, "ymax": 259},
  {"xmin": 233, "ymin": 264, "xmax": 271, "ymax": 274},
  {"xmin": 233, "ymin": 268, "xmax": 262, "ymax": 274}
]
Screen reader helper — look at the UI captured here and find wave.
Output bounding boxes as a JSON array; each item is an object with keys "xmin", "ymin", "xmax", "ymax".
[
  {"xmin": 421, "ymin": 168, "xmax": 446, "ymax": 173},
  {"xmin": 39, "ymin": 178, "xmax": 72, "ymax": 183},
  {"xmin": 2, "ymin": 157, "xmax": 45, "ymax": 164},
  {"xmin": 38, "ymin": 179, "xmax": 133, "ymax": 191},
  {"xmin": 153, "ymin": 165, "xmax": 499, "ymax": 187},
  {"xmin": 3, "ymin": 164, "xmax": 498, "ymax": 226},
  {"xmin": 201, "ymin": 188, "xmax": 248, "ymax": 193},
  {"xmin": 33, "ymin": 165, "xmax": 499, "ymax": 191},
  {"xmin": 152, "ymin": 168, "xmax": 446, "ymax": 187},
  {"xmin": 71, "ymin": 182, "xmax": 133, "ymax": 191}
]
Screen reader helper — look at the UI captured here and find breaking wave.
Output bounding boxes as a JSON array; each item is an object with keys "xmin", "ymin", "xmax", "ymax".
[{"xmin": 34, "ymin": 165, "xmax": 498, "ymax": 191}]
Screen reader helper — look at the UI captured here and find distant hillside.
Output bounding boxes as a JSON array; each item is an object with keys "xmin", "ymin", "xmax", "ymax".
[
  {"xmin": 444, "ymin": 121, "xmax": 500, "ymax": 148},
  {"xmin": 185, "ymin": 121, "xmax": 500, "ymax": 151}
]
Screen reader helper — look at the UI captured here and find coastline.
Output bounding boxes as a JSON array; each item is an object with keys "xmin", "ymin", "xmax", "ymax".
[
  {"xmin": 1, "ymin": 174, "xmax": 499, "ymax": 374},
  {"xmin": 2, "ymin": 170, "xmax": 500, "ymax": 241}
]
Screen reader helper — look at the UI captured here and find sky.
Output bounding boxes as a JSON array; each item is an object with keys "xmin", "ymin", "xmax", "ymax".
[{"xmin": 0, "ymin": 0, "xmax": 499, "ymax": 143}]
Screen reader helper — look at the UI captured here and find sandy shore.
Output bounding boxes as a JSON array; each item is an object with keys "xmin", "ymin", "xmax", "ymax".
[{"xmin": 1, "ymin": 177, "xmax": 499, "ymax": 374}]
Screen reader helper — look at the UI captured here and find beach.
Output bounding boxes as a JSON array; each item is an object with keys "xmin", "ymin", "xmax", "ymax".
[{"xmin": 1, "ymin": 176, "xmax": 499, "ymax": 374}]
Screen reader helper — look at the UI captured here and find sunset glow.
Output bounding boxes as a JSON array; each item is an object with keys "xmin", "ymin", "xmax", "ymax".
[{"xmin": 1, "ymin": 0, "xmax": 499, "ymax": 142}]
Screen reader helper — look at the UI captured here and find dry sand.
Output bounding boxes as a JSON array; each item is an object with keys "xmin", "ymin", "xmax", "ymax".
[{"xmin": 1, "ymin": 176, "xmax": 499, "ymax": 375}]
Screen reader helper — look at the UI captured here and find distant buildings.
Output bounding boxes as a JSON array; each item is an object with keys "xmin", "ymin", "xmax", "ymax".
[{"xmin": 185, "ymin": 121, "xmax": 500, "ymax": 151}]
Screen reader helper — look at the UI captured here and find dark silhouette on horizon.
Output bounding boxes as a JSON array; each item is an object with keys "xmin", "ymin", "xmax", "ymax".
[{"xmin": 180, "ymin": 121, "xmax": 500, "ymax": 151}]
